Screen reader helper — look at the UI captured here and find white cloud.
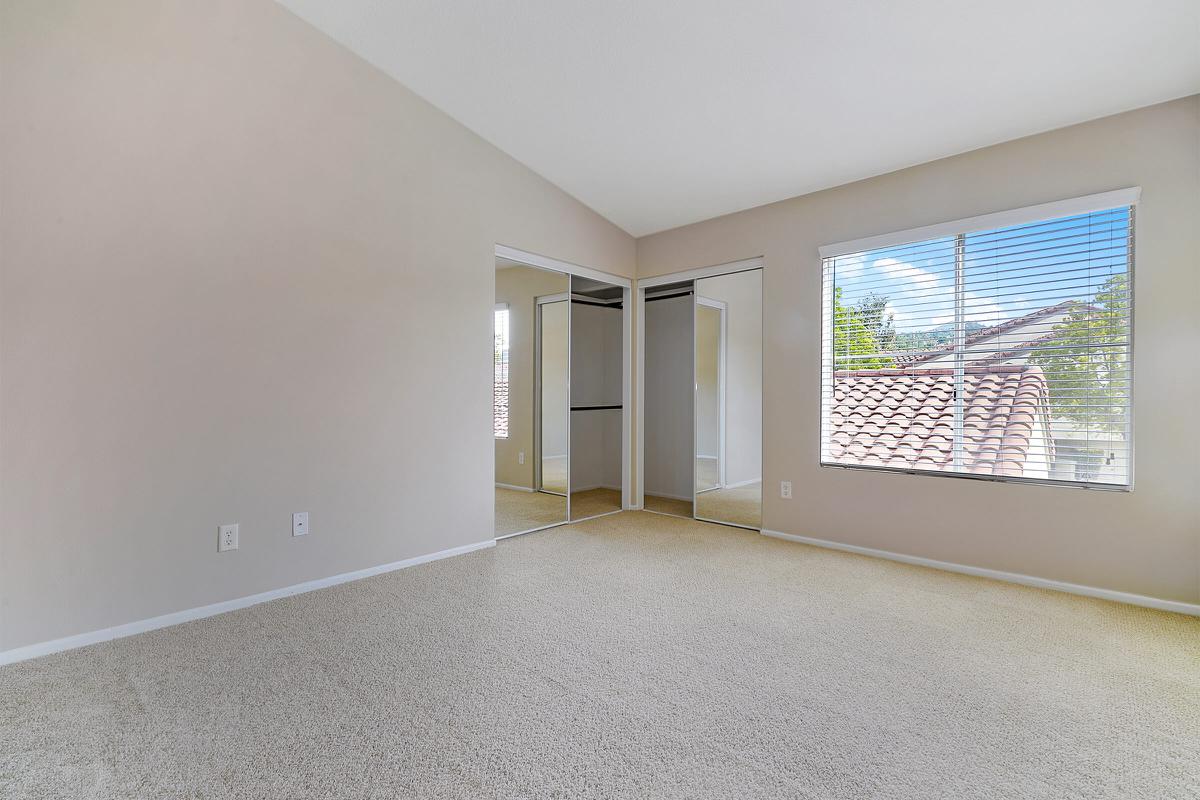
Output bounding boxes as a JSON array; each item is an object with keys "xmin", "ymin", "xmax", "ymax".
[{"xmin": 865, "ymin": 256, "xmax": 1011, "ymax": 328}]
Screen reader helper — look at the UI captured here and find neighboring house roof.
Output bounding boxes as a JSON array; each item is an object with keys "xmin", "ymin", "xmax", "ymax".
[
  {"xmin": 828, "ymin": 364, "xmax": 1054, "ymax": 477},
  {"xmin": 896, "ymin": 301, "xmax": 1092, "ymax": 368}
]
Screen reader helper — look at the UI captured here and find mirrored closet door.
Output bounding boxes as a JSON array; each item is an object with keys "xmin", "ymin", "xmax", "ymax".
[
  {"xmin": 495, "ymin": 258, "xmax": 569, "ymax": 537},
  {"xmin": 495, "ymin": 257, "xmax": 628, "ymax": 538},
  {"xmin": 641, "ymin": 266, "xmax": 762, "ymax": 529},
  {"xmin": 693, "ymin": 270, "xmax": 762, "ymax": 529}
]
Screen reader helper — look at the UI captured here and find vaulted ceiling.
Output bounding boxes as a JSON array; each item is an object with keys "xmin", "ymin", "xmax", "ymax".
[{"xmin": 279, "ymin": 1, "xmax": 1200, "ymax": 236}]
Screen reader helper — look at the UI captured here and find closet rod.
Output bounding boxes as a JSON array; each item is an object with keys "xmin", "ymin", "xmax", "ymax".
[
  {"xmin": 570, "ymin": 404, "xmax": 623, "ymax": 411},
  {"xmin": 644, "ymin": 290, "xmax": 693, "ymax": 302},
  {"xmin": 570, "ymin": 298, "xmax": 623, "ymax": 309}
]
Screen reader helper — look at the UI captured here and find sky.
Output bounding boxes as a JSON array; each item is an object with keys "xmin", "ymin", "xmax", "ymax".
[{"xmin": 829, "ymin": 207, "xmax": 1131, "ymax": 336}]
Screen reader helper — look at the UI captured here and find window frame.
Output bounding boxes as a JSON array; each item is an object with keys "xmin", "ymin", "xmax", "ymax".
[{"xmin": 817, "ymin": 188, "xmax": 1139, "ymax": 492}]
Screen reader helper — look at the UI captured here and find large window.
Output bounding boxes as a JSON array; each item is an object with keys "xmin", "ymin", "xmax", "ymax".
[
  {"xmin": 493, "ymin": 304, "xmax": 510, "ymax": 438},
  {"xmin": 820, "ymin": 194, "xmax": 1134, "ymax": 488}
]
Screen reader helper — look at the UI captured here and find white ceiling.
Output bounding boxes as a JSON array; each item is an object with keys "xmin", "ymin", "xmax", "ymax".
[{"xmin": 279, "ymin": 1, "xmax": 1200, "ymax": 237}]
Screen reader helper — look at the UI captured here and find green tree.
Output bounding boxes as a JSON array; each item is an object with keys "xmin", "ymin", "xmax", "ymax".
[
  {"xmin": 833, "ymin": 287, "xmax": 894, "ymax": 369},
  {"xmin": 854, "ymin": 293, "xmax": 897, "ymax": 355},
  {"xmin": 1029, "ymin": 273, "xmax": 1130, "ymax": 433}
]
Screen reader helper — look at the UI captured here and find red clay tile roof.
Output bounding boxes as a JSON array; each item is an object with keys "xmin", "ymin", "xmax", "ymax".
[
  {"xmin": 827, "ymin": 364, "xmax": 1054, "ymax": 477},
  {"xmin": 895, "ymin": 301, "xmax": 1089, "ymax": 367}
]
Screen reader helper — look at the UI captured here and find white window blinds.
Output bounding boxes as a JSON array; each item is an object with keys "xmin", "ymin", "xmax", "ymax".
[
  {"xmin": 821, "ymin": 202, "xmax": 1133, "ymax": 488},
  {"xmin": 493, "ymin": 305, "xmax": 510, "ymax": 438}
]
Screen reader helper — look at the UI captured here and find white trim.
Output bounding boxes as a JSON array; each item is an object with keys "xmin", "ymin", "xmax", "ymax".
[
  {"xmin": 0, "ymin": 540, "xmax": 497, "ymax": 666},
  {"xmin": 622, "ymin": 287, "xmax": 632, "ymax": 509},
  {"xmin": 568, "ymin": 508, "xmax": 625, "ymax": 524},
  {"xmin": 635, "ymin": 285, "xmax": 646, "ymax": 508},
  {"xmin": 495, "ymin": 521, "xmax": 566, "ymax": 540},
  {"xmin": 495, "ymin": 482, "xmax": 535, "ymax": 492},
  {"xmin": 723, "ymin": 476, "xmax": 761, "ymax": 489},
  {"xmin": 638, "ymin": 257, "xmax": 763, "ymax": 289},
  {"xmin": 495, "ymin": 244, "xmax": 632, "ymax": 288},
  {"xmin": 818, "ymin": 187, "xmax": 1141, "ymax": 259},
  {"xmin": 761, "ymin": 529, "xmax": 1200, "ymax": 617}
]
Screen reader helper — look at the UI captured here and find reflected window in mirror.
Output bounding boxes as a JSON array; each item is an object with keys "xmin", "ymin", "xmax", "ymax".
[{"xmin": 493, "ymin": 303, "xmax": 510, "ymax": 438}]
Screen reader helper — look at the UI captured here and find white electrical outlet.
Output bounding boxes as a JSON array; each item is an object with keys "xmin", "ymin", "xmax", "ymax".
[
  {"xmin": 292, "ymin": 512, "xmax": 309, "ymax": 537},
  {"xmin": 518, "ymin": 451, "xmax": 525, "ymax": 465},
  {"xmin": 780, "ymin": 481, "xmax": 793, "ymax": 499},
  {"xmin": 218, "ymin": 523, "xmax": 239, "ymax": 552}
]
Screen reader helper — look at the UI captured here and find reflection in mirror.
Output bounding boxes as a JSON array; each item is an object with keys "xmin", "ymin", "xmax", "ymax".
[
  {"xmin": 695, "ymin": 270, "xmax": 762, "ymax": 528},
  {"xmin": 643, "ymin": 282, "xmax": 695, "ymax": 518},
  {"xmin": 494, "ymin": 259, "xmax": 569, "ymax": 537},
  {"xmin": 569, "ymin": 277, "xmax": 624, "ymax": 520}
]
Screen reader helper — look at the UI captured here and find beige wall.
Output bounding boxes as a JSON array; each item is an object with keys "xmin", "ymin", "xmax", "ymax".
[
  {"xmin": 494, "ymin": 266, "xmax": 569, "ymax": 489},
  {"xmin": 0, "ymin": 0, "xmax": 634, "ymax": 652},
  {"xmin": 638, "ymin": 97, "xmax": 1200, "ymax": 605}
]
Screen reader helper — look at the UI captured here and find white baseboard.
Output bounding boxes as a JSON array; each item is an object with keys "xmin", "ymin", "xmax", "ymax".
[
  {"xmin": 724, "ymin": 477, "xmax": 761, "ymax": 489},
  {"xmin": 761, "ymin": 529, "xmax": 1200, "ymax": 617},
  {"xmin": 0, "ymin": 539, "xmax": 496, "ymax": 667},
  {"xmin": 495, "ymin": 482, "xmax": 534, "ymax": 492}
]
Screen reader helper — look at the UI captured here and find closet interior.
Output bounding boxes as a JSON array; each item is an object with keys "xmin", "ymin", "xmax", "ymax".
[{"xmin": 642, "ymin": 267, "xmax": 763, "ymax": 529}]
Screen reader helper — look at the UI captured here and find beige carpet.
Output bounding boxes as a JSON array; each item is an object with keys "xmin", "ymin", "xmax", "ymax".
[
  {"xmin": 3, "ymin": 512, "xmax": 1198, "ymax": 799},
  {"xmin": 570, "ymin": 487, "xmax": 622, "ymax": 520},
  {"xmin": 696, "ymin": 480, "xmax": 762, "ymax": 528},
  {"xmin": 495, "ymin": 487, "xmax": 565, "ymax": 536},
  {"xmin": 644, "ymin": 493, "xmax": 693, "ymax": 518}
]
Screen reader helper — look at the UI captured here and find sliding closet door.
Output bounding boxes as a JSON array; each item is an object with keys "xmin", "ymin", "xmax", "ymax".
[
  {"xmin": 494, "ymin": 260, "xmax": 569, "ymax": 538},
  {"xmin": 694, "ymin": 270, "xmax": 762, "ymax": 529},
  {"xmin": 569, "ymin": 276, "xmax": 624, "ymax": 520}
]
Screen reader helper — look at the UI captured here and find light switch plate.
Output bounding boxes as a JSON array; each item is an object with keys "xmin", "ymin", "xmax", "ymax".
[
  {"xmin": 292, "ymin": 512, "xmax": 309, "ymax": 537},
  {"xmin": 218, "ymin": 523, "xmax": 239, "ymax": 552}
]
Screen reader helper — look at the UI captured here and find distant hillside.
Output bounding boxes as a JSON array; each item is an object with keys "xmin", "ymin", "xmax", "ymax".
[{"xmin": 895, "ymin": 321, "xmax": 985, "ymax": 352}]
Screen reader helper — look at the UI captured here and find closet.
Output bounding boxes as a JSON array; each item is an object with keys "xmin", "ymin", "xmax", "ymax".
[
  {"xmin": 494, "ymin": 256, "xmax": 628, "ymax": 538},
  {"xmin": 641, "ymin": 267, "xmax": 762, "ymax": 529}
]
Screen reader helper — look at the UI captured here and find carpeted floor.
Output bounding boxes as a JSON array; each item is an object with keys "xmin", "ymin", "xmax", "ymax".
[
  {"xmin": 643, "ymin": 493, "xmax": 693, "ymax": 518},
  {"xmin": 495, "ymin": 487, "xmax": 566, "ymax": 536},
  {"xmin": 3, "ymin": 512, "xmax": 1198, "ymax": 799},
  {"xmin": 569, "ymin": 488, "xmax": 622, "ymax": 520},
  {"xmin": 696, "ymin": 480, "xmax": 762, "ymax": 528}
]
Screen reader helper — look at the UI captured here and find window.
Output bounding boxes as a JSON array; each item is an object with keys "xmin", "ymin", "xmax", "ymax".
[
  {"xmin": 820, "ymin": 192, "xmax": 1135, "ymax": 488},
  {"xmin": 493, "ymin": 304, "xmax": 510, "ymax": 438}
]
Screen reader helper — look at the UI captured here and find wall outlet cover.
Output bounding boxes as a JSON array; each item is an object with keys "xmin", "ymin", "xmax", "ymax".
[
  {"xmin": 218, "ymin": 523, "xmax": 239, "ymax": 552},
  {"xmin": 292, "ymin": 512, "xmax": 309, "ymax": 537},
  {"xmin": 780, "ymin": 481, "xmax": 793, "ymax": 499}
]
